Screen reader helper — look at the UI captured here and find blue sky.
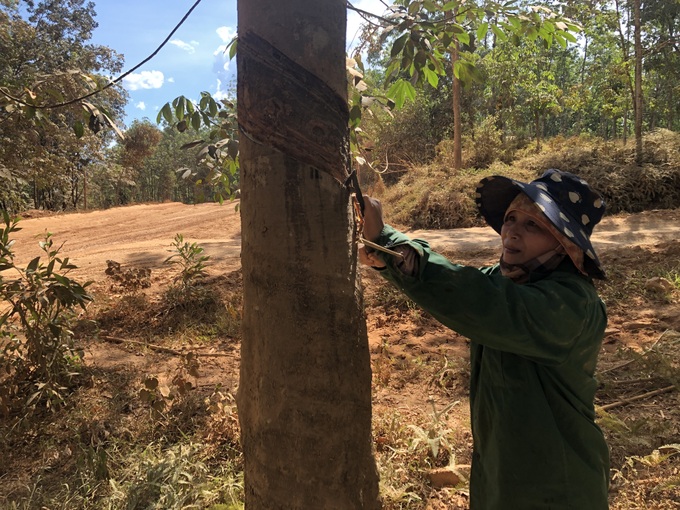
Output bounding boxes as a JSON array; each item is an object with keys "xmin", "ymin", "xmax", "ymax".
[{"xmin": 88, "ymin": 0, "xmax": 387, "ymax": 128}]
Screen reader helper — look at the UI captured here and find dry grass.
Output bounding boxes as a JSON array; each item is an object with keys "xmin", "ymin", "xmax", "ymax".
[
  {"xmin": 380, "ymin": 164, "xmax": 535, "ymax": 230},
  {"xmin": 2, "ymin": 244, "xmax": 679, "ymax": 508},
  {"xmin": 376, "ymin": 130, "xmax": 680, "ymax": 229}
]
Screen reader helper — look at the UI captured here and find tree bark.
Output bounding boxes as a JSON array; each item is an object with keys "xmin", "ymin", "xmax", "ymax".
[{"xmin": 236, "ymin": 1, "xmax": 380, "ymax": 508}]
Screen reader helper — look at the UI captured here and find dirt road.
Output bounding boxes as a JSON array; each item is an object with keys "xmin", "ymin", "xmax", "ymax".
[
  {"xmin": 9, "ymin": 202, "xmax": 680, "ymax": 283},
  {"xmin": 10, "ymin": 202, "xmax": 244, "ymax": 282}
]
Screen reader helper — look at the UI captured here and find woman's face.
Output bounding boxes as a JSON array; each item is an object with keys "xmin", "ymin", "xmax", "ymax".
[{"xmin": 501, "ymin": 209, "xmax": 560, "ymax": 265}]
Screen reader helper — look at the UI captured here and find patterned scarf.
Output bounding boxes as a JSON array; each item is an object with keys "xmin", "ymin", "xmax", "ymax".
[{"xmin": 499, "ymin": 247, "xmax": 567, "ymax": 284}]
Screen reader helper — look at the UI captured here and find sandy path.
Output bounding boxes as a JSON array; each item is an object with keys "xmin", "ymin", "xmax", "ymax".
[
  {"xmin": 8, "ymin": 203, "xmax": 680, "ymax": 283},
  {"xmin": 9, "ymin": 202, "xmax": 243, "ymax": 281}
]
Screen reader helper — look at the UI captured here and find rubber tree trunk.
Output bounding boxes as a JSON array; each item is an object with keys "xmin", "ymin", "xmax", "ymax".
[{"xmin": 236, "ymin": 1, "xmax": 380, "ymax": 508}]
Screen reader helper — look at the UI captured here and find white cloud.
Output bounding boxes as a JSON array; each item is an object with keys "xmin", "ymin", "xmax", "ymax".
[
  {"xmin": 212, "ymin": 52, "xmax": 232, "ymax": 82},
  {"xmin": 136, "ymin": 101, "xmax": 146, "ymax": 111},
  {"xmin": 123, "ymin": 70, "xmax": 165, "ymax": 91},
  {"xmin": 170, "ymin": 39, "xmax": 196, "ymax": 53},
  {"xmin": 216, "ymin": 26, "xmax": 237, "ymax": 43},
  {"xmin": 167, "ymin": 77, "xmax": 175, "ymax": 83},
  {"xmin": 213, "ymin": 78, "xmax": 230, "ymax": 101},
  {"xmin": 213, "ymin": 27, "xmax": 236, "ymax": 64},
  {"xmin": 213, "ymin": 27, "xmax": 237, "ymax": 84}
]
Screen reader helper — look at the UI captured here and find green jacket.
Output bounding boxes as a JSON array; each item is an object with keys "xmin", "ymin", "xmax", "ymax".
[{"xmin": 374, "ymin": 225, "xmax": 610, "ymax": 510}]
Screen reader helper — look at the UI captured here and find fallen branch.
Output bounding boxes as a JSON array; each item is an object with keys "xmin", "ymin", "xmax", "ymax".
[
  {"xmin": 598, "ymin": 329, "xmax": 671, "ymax": 375},
  {"xmin": 607, "ymin": 376, "xmax": 665, "ymax": 386},
  {"xmin": 599, "ymin": 385, "xmax": 676, "ymax": 411},
  {"xmin": 599, "ymin": 359, "xmax": 637, "ymax": 375},
  {"xmin": 102, "ymin": 335, "xmax": 232, "ymax": 358}
]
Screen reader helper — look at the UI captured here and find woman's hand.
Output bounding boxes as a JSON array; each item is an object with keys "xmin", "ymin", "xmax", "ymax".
[
  {"xmin": 358, "ymin": 196, "xmax": 387, "ymax": 268},
  {"xmin": 358, "ymin": 246, "xmax": 386, "ymax": 268},
  {"xmin": 362, "ymin": 196, "xmax": 384, "ymax": 242}
]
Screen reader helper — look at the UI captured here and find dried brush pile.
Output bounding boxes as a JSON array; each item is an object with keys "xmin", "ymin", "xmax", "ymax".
[
  {"xmin": 523, "ymin": 130, "xmax": 680, "ymax": 214},
  {"xmin": 379, "ymin": 130, "xmax": 680, "ymax": 229}
]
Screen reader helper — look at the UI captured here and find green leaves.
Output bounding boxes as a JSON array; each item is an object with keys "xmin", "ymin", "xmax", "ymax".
[
  {"xmin": 157, "ymin": 92, "xmax": 240, "ymax": 203},
  {"xmin": 226, "ymin": 36, "xmax": 238, "ymax": 60},
  {"xmin": 165, "ymin": 233, "xmax": 210, "ymax": 293},
  {"xmin": 381, "ymin": 0, "xmax": 581, "ymax": 107},
  {"xmin": 477, "ymin": 22, "xmax": 489, "ymax": 42},
  {"xmin": 423, "ymin": 66, "xmax": 439, "ymax": 88},
  {"xmin": 158, "ymin": 103, "xmax": 174, "ymax": 125},
  {"xmin": 81, "ymin": 101, "xmax": 124, "ymax": 140},
  {"xmin": 391, "ymin": 33, "xmax": 410, "ymax": 57},
  {"xmin": 73, "ymin": 121, "xmax": 85, "ymax": 138},
  {"xmin": 387, "ymin": 79, "xmax": 417, "ymax": 109}
]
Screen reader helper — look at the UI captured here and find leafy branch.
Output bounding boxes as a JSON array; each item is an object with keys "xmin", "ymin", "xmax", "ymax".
[
  {"xmin": 377, "ymin": 0, "xmax": 581, "ymax": 108},
  {"xmin": 156, "ymin": 93, "xmax": 240, "ymax": 204},
  {"xmin": 0, "ymin": 210, "xmax": 92, "ymax": 416}
]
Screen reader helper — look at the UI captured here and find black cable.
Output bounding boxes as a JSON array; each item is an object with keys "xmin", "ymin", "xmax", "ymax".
[
  {"xmin": 0, "ymin": 0, "xmax": 204, "ymax": 110},
  {"xmin": 347, "ymin": 0, "xmax": 391, "ymax": 27}
]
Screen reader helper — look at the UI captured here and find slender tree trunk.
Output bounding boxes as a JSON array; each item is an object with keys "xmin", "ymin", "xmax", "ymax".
[
  {"xmin": 614, "ymin": 0, "xmax": 637, "ymax": 148},
  {"xmin": 576, "ymin": 35, "xmax": 588, "ymax": 134},
  {"xmin": 669, "ymin": 84, "xmax": 674, "ymax": 130},
  {"xmin": 451, "ymin": 40, "xmax": 462, "ymax": 170},
  {"xmin": 71, "ymin": 175, "xmax": 78, "ymax": 209},
  {"xmin": 535, "ymin": 111, "xmax": 541, "ymax": 152},
  {"xmin": 446, "ymin": 9, "xmax": 462, "ymax": 171},
  {"xmin": 83, "ymin": 170, "xmax": 87, "ymax": 211},
  {"xmin": 580, "ymin": 36, "xmax": 588, "ymax": 86},
  {"xmin": 236, "ymin": 1, "xmax": 380, "ymax": 508},
  {"xmin": 633, "ymin": 0, "xmax": 643, "ymax": 164},
  {"xmin": 623, "ymin": 102, "xmax": 629, "ymax": 146}
]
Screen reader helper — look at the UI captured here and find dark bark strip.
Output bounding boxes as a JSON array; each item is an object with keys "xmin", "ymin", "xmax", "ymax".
[{"xmin": 238, "ymin": 31, "xmax": 350, "ymax": 183}]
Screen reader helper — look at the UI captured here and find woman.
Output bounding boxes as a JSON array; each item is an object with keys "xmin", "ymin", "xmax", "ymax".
[{"xmin": 360, "ymin": 169, "xmax": 610, "ymax": 509}]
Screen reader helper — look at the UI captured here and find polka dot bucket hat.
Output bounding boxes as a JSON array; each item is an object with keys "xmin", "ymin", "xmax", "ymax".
[{"xmin": 476, "ymin": 169, "xmax": 606, "ymax": 279}]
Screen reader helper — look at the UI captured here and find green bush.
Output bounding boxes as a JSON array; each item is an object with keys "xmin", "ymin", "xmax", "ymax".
[
  {"xmin": 165, "ymin": 233, "xmax": 210, "ymax": 293},
  {"xmin": 436, "ymin": 116, "xmax": 507, "ymax": 170},
  {"xmin": 0, "ymin": 210, "xmax": 92, "ymax": 416},
  {"xmin": 367, "ymin": 91, "xmax": 453, "ymax": 184},
  {"xmin": 0, "ymin": 169, "xmax": 32, "ymax": 216}
]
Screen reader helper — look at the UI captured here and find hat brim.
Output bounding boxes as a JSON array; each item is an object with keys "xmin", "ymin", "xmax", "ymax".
[{"xmin": 476, "ymin": 175, "xmax": 605, "ymax": 279}]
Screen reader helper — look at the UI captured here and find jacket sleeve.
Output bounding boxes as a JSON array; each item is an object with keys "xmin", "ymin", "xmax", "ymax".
[{"xmin": 374, "ymin": 225, "xmax": 604, "ymax": 365}]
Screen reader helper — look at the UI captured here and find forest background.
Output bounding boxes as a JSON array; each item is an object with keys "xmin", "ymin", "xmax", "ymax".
[
  {"xmin": 1, "ymin": 0, "xmax": 680, "ymax": 509},
  {"xmin": 1, "ymin": 0, "xmax": 678, "ymax": 216}
]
